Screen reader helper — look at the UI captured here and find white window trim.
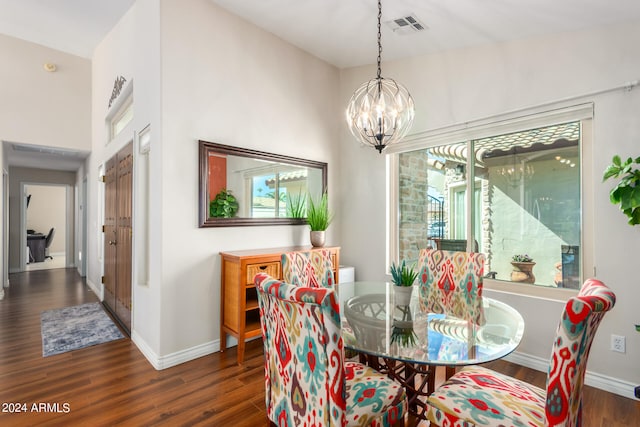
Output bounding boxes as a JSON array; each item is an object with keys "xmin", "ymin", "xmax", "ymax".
[
  {"xmin": 387, "ymin": 103, "xmax": 594, "ymax": 301},
  {"xmin": 105, "ymin": 78, "xmax": 134, "ymax": 144}
]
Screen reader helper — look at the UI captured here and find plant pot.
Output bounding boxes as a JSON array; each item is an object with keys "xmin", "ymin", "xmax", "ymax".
[
  {"xmin": 393, "ymin": 285, "xmax": 413, "ymax": 306},
  {"xmin": 511, "ymin": 261, "xmax": 536, "ymax": 284},
  {"xmin": 310, "ymin": 230, "xmax": 325, "ymax": 247}
]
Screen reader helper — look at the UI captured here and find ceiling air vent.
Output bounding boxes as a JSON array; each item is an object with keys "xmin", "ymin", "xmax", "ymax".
[{"xmin": 385, "ymin": 14, "xmax": 427, "ymax": 35}]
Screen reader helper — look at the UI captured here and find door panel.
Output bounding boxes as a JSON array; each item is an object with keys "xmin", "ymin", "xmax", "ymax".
[
  {"xmin": 103, "ymin": 157, "xmax": 117, "ymax": 311},
  {"xmin": 103, "ymin": 142, "xmax": 133, "ymax": 332},
  {"xmin": 116, "ymin": 143, "xmax": 133, "ymax": 331}
]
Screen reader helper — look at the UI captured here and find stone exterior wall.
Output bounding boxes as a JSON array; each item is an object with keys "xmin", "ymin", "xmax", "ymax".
[{"xmin": 398, "ymin": 151, "xmax": 429, "ymax": 263}]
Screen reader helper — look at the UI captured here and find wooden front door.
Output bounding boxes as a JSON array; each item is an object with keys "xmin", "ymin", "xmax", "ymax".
[{"xmin": 103, "ymin": 142, "xmax": 133, "ymax": 332}]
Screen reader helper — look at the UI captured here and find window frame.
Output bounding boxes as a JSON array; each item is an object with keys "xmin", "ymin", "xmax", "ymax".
[{"xmin": 387, "ymin": 103, "xmax": 594, "ymax": 300}]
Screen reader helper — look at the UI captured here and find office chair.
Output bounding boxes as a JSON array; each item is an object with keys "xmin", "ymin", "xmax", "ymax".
[{"xmin": 44, "ymin": 228, "xmax": 55, "ymax": 260}]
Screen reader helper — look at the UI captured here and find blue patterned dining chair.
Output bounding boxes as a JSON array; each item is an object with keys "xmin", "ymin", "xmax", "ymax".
[
  {"xmin": 425, "ymin": 278, "xmax": 616, "ymax": 427},
  {"xmin": 254, "ymin": 273, "xmax": 407, "ymax": 427},
  {"xmin": 281, "ymin": 249, "xmax": 335, "ymax": 288}
]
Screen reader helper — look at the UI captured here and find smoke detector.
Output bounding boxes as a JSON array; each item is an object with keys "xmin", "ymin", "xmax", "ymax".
[{"xmin": 385, "ymin": 14, "xmax": 427, "ymax": 35}]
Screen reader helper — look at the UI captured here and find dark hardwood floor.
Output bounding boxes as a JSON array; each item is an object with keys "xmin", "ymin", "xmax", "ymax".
[{"xmin": 0, "ymin": 268, "xmax": 638, "ymax": 426}]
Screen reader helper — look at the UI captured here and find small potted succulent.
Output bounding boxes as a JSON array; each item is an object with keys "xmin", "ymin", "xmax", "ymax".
[
  {"xmin": 511, "ymin": 254, "xmax": 535, "ymax": 284},
  {"xmin": 390, "ymin": 260, "xmax": 418, "ymax": 306}
]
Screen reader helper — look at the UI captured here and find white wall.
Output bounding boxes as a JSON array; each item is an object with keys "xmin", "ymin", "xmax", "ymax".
[
  {"xmin": 91, "ymin": 0, "xmax": 163, "ymax": 356},
  {"xmin": 0, "ymin": 34, "xmax": 90, "ymax": 279},
  {"xmin": 0, "ymin": 34, "xmax": 91, "ymax": 150},
  {"xmin": 339, "ymin": 22, "xmax": 640, "ymax": 395},
  {"xmin": 157, "ymin": 0, "xmax": 341, "ymax": 358},
  {"xmin": 90, "ymin": 0, "xmax": 341, "ymax": 365}
]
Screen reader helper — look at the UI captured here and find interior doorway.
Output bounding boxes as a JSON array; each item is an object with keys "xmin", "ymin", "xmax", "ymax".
[{"xmin": 24, "ymin": 184, "xmax": 69, "ymax": 271}]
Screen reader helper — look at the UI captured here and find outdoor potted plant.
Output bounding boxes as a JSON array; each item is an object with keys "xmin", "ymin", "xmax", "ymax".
[
  {"xmin": 390, "ymin": 260, "xmax": 418, "ymax": 305},
  {"xmin": 603, "ymin": 155, "xmax": 640, "ymax": 225},
  {"xmin": 306, "ymin": 191, "xmax": 333, "ymax": 247},
  {"xmin": 209, "ymin": 189, "xmax": 239, "ymax": 218},
  {"xmin": 510, "ymin": 254, "xmax": 535, "ymax": 283}
]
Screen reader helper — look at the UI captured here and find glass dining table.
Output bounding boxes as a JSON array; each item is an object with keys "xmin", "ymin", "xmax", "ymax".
[{"xmin": 337, "ymin": 281, "xmax": 525, "ymax": 422}]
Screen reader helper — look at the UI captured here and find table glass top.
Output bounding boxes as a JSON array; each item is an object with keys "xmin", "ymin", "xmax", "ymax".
[{"xmin": 338, "ymin": 281, "xmax": 525, "ymax": 366}]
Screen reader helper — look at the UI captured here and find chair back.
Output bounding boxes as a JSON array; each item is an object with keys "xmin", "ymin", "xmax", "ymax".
[
  {"xmin": 545, "ymin": 278, "xmax": 616, "ymax": 426},
  {"xmin": 433, "ymin": 238, "xmax": 478, "ymax": 252},
  {"xmin": 417, "ymin": 249, "xmax": 485, "ymax": 324},
  {"xmin": 45, "ymin": 228, "xmax": 55, "ymax": 248},
  {"xmin": 281, "ymin": 249, "xmax": 334, "ymax": 288},
  {"xmin": 254, "ymin": 273, "xmax": 345, "ymax": 426}
]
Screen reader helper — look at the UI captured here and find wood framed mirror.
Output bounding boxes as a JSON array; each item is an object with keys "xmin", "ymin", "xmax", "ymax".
[{"xmin": 198, "ymin": 140, "xmax": 328, "ymax": 227}]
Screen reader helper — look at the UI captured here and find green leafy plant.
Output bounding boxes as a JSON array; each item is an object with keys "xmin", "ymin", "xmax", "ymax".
[
  {"xmin": 209, "ymin": 189, "xmax": 239, "ymax": 218},
  {"xmin": 512, "ymin": 254, "xmax": 533, "ymax": 263},
  {"xmin": 306, "ymin": 191, "xmax": 333, "ymax": 231},
  {"xmin": 603, "ymin": 155, "xmax": 640, "ymax": 225},
  {"xmin": 390, "ymin": 260, "xmax": 418, "ymax": 287},
  {"xmin": 286, "ymin": 190, "xmax": 306, "ymax": 218}
]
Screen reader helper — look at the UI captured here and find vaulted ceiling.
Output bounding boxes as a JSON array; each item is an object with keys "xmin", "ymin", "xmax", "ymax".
[{"xmin": 2, "ymin": 0, "xmax": 640, "ymax": 170}]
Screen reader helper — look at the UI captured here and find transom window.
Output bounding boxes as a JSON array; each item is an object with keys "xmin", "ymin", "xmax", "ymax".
[{"xmin": 392, "ymin": 107, "xmax": 591, "ymax": 291}]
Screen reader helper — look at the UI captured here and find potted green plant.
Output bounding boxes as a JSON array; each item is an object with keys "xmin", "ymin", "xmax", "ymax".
[
  {"xmin": 390, "ymin": 260, "xmax": 418, "ymax": 287},
  {"xmin": 603, "ymin": 155, "xmax": 640, "ymax": 225},
  {"xmin": 209, "ymin": 189, "xmax": 239, "ymax": 218},
  {"xmin": 306, "ymin": 191, "xmax": 333, "ymax": 247},
  {"xmin": 510, "ymin": 254, "xmax": 535, "ymax": 284},
  {"xmin": 390, "ymin": 260, "xmax": 418, "ymax": 306}
]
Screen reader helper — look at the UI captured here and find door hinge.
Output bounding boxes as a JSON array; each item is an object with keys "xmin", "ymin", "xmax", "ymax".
[
  {"xmin": 101, "ymin": 276, "xmax": 105, "ymax": 284},
  {"xmin": 102, "ymin": 225, "xmax": 105, "ymax": 233},
  {"xmin": 100, "ymin": 175, "xmax": 105, "ymax": 182}
]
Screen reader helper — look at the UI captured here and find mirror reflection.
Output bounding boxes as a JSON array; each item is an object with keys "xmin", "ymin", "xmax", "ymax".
[{"xmin": 199, "ymin": 141, "xmax": 327, "ymax": 227}]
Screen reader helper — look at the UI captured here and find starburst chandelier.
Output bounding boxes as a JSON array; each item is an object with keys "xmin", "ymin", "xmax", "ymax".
[{"xmin": 345, "ymin": 0, "xmax": 415, "ymax": 153}]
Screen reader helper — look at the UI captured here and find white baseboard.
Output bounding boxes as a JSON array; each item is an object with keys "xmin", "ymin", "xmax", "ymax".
[
  {"xmin": 504, "ymin": 351, "xmax": 639, "ymax": 401},
  {"xmin": 131, "ymin": 330, "xmax": 220, "ymax": 370},
  {"xmin": 86, "ymin": 279, "xmax": 103, "ymax": 300}
]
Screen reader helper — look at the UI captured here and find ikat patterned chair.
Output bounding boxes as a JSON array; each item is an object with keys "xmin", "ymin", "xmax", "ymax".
[
  {"xmin": 255, "ymin": 273, "xmax": 407, "ymax": 427},
  {"xmin": 281, "ymin": 249, "xmax": 335, "ymax": 288},
  {"xmin": 417, "ymin": 249, "xmax": 486, "ymax": 325},
  {"xmin": 425, "ymin": 278, "xmax": 616, "ymax": 427}
]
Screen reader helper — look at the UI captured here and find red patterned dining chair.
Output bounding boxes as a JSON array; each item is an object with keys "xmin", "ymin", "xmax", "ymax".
[
  {"xmin": 417, "ymin": 249, "xmax": 486, "ymax": 325},
  {"xmin": 416, "ymin": 248, "xmax": 486, "ymax": 389},
  {"xmin": 281, "ymin": 249, "xmax": 335, "ymax": 288},
  {"xmin": 425, "ymin": 278, "xmax": 616, "ymax": 427},
  {"xmin": 254, "ymin": 273, "xmax": 407, "ymax": 427}
]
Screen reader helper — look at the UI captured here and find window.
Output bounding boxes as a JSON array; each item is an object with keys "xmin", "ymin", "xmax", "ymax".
[
  {"xmin": 110, "ymin": 95, "xmax": 133, "ymax": 140},
  {"xmin": 391, "ymin": 105, "xmax": 592, "ymax": 291},
  {"xmin": 248, "ymin": 168, "xmax": 310, "ymax": 218}
]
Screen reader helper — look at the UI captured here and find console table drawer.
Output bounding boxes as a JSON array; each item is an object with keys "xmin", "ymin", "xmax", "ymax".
[{"xmin": 246, "ymin": 262, "xmax": 280, "ymax": 284}]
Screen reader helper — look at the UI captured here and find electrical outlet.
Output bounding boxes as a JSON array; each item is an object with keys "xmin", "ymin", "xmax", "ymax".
[{"xmin": 611, "ymin": 334, "xmax": 626, "ymax": 353}]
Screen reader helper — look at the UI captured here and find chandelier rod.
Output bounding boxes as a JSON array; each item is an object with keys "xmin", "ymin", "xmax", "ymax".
[{"xmin": 376, "ymin": 0, "xmax": 382, "ymax": 80}]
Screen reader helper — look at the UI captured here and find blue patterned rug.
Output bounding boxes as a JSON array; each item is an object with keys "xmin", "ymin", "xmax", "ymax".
[{"xmin": 41, "ymin": 302, "xmax": 125, "ymax": 357}]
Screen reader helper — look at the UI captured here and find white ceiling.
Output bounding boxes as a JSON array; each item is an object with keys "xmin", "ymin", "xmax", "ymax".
[
  {"xmin": 2, "ymin": 0, "xmax": 640, "ymax": 170},
  {"xmin": 209, "ymin": 0, "xmax": 640, "ymax": 68},
  {"xmin": 0, "ymin": 0, "xmax": 136, "ymax": 59},
  {"xmin": 2, "ymin": 0, "xmax": 640, "ymax": 67}
]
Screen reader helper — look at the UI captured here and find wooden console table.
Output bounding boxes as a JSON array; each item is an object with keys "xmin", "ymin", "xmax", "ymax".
[{"xmin": 219, "ymin": 245, "xmax": 340, "ymax": 364}]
